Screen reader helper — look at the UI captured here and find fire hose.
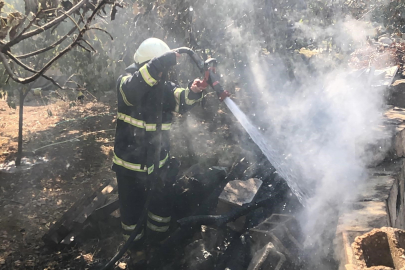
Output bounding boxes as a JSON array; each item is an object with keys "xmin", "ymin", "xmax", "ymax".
[
  {"xmin": 177, "ymin": 196, "xmax": 276, "ymax": 228},
  {"xmin": 99, "ymin": 48, "xmax": 230, "ymax": 269},
  {"xmin": 175, "ymin": 47, "xmax": 231, "ymax": 101}
]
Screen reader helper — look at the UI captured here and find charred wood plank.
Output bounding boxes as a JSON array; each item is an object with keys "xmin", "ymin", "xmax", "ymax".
[
  {"xmin": 88, "ymin": 197, "xmax": 119, "ymax": 222},
  {"xmin": 178, "ymin": 196, "xmax": 276, "ymax": 228},
  {"xmin": 215, "ymin": 232, "xmax": 251, "ymax": 270},
  {"xmin": 148, "ymin": 156, "xmax": 260, "ymax": 269},
  {"xmin": 42, "ymin": 181, "xmax": 112, "ymax": 247}
]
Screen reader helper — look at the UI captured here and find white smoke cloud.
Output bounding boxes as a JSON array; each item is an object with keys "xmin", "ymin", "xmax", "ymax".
[
  {"xmin": 113, "ymin": 0, "xmax": 392, "ymax": 267},
  {"xmin": 220, "ymin": 8, "xmax": 391, "ymax": 267}
]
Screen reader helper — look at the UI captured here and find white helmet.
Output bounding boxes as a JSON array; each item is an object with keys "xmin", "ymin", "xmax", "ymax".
[{"xmin": 134, "ymin": 38, "xmax": 171, "ymax": 65}]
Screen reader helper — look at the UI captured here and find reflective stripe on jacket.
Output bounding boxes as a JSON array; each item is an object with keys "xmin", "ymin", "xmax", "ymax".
[{"xmin": 112, "ymin": 57, "xmax": 203, "ymax": 176}]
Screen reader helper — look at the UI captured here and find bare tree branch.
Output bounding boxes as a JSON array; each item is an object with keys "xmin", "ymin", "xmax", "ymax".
[
  {"xmin": 63, "ymin": 74, "xmax": 83, "ymax": 90},
  {"xmin": 110, "ymin": 1, "xmax": 123, "ymax": 21},
  {"xmin": 81, "ymin": 38, "xmax": 96, "ymax": 52},
  {"xmin": 16, "ymin": 26, "xmax": 77, "ymax": 59},
  {"xmin": 89, "ymin": 27, "xmax": 113, "ymax": 40},
  {"xmin": 3, "ymin": 51, "xmax": 65, "ymax": 89},
  {"xmin": 41, "ymin": 8, "xmax": 59, "ymax": 13},
  {"xmin": 13, "ymin": 10, "xmax": 41, "ymax": 40},
  {"xmin": 87, "ymin": 3, "xmax": 109, "ymax": 31},
  {"xmin": 78, "ymin": 43, "xmax": 92, "ymax": 53},
  {"xmin": 12, "ymin": 38, "xmax": 79, "ymax": 84},
  {"xmin": 2, "ymin": 0, "xmax": 110, "ymax": 85},
  {"xmin": 31, "ymin": 1, "xmax": 106, "ymax": 82},
  {"xmin": 0, "ymin": 52, "xmax": 19, "ymax": 82},
  {"xmin": 61, "ymin": 11, "xmax": 82, "ymax": 32},
  {"xmin": 63, "ymin": 73, "xmax": 80, "ymax": 88},
  {"xmin": 1, "ymin": 0, "xmax": 88, "ymax": 52}
]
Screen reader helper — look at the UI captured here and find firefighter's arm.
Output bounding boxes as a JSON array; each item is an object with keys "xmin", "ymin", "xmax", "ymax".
[
  {"xmin": 173, "ymin": 79, "xmax": 205, "ymax": 114},
  {"xmin": 118, "ymin": 52, "xmax": 177, "ymax": 106}
]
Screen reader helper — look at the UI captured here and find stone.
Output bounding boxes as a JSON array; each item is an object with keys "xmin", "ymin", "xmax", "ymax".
[{"xmin": 351, "ymin": 227, "xmax": 405, "ymax": 269}]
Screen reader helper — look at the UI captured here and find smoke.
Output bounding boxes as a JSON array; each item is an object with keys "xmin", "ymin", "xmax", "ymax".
[
  {"xmin": 271, "ymin": 66, "xmax": 385, "ymax": 261},
  {"xmin": 212, "ymin": 5, "xmax": 391, "ymax": 268},
  {"xmin": 109, "ymin": 0, "xmax": 392, "ymax": 267}
]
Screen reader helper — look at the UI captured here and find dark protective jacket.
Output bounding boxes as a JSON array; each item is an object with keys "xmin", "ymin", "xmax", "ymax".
[{"xmin": 112, "ymin": 52, "xmax": 203, "ymax": 176}]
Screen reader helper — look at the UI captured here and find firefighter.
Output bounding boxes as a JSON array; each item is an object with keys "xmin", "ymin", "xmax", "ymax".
[{"xmin": 112, "ymin": 38, "xmax": 206, "ymax": 264}]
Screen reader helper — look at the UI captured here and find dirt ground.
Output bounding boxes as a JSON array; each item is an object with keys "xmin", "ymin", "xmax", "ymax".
[
  {"xmin": 0, "ymin": 90, "xmax": 243, "ymax": 269},
  {"xmin": 0, "ymin": 92, "xmax": 122, "ymax": 269}
]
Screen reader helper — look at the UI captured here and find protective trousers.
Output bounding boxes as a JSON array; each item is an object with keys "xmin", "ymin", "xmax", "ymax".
[{"xmin": 116, "ymin": 159, "xmax": 178, "ymax": 248}]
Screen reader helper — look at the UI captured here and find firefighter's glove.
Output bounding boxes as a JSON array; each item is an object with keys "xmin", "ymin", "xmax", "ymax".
[
  {"xmin": 156, "ymin": 51, "xmax": 178, "ymax": 71},
  {"xmin": 190, "ymin": 79, "xmax": 206, "ymax": 93}
]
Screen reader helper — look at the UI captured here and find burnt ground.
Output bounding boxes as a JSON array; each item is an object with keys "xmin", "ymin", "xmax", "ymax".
[
  {"xmin": 0, "ymin": 92, "xmax": 119, "ymax": 269},
  {"xmin": 0, "ymin": 90, "xmax": 246, "ymax": 269}
]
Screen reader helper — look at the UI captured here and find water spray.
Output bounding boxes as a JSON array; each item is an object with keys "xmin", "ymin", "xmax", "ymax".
[{"xmin": 179, "ymin": 48, "xmax": 308, "ymax": 203}]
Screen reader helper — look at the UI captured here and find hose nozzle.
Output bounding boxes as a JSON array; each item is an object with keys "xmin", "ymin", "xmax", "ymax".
[{"xmin": 219, "ymin": 90, "xmax": 230, "ymax": 101}]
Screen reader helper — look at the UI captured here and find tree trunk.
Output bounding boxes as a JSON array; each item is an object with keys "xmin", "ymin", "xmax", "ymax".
[{"xmin": 15, "ymin": 90, "xmax": 26, "ymax": 166}]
